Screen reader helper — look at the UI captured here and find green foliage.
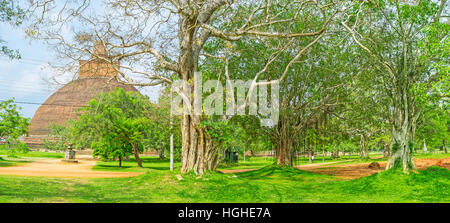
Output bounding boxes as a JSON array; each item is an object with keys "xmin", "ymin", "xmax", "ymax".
[
  {"xmin": 200, "ymin": 119, "xmax": 234, "ymax": 149},
  {"xmin": 416, "ymin": 102, "xmax": 449, "ymax": 150},
  {"xmin": 68, "ymin": 88, "xmax": 156, "ymax": 166},
  {"xmin": 0, "ymin": 0, "xmax": 25, "ymax": 59},
  {"xmin": 0, "ymin": 162, "xmax": 449, "ymax": 202},
  {"xmin": 0, "ymin": 99, "xmax": 30, "ymax": 154},
  {"xmin": 43, "ymin": 123, "xmax": 73, "ymax": 151},
  {"xmin": 143, "ymin": 87, "xmax": 182, "ymax": 160},
  {"xmin": 0, "ymin": 149, "xmax": 64, "ymax": 158}
]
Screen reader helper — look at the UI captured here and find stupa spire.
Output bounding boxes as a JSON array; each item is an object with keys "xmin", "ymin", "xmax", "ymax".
[
  {"xmin": 78, "ymin": 41, "xmax": 120, "ymax": 79},
  {"xmin": 93, "ymin": 41, "xmax": 108, "ymax": 57}
]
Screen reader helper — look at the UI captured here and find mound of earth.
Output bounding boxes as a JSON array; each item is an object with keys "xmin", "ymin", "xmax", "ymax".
[
  {"xmin": 296, "ymin": 157, "xmax": 450, "ymax": 180},
  {"xmin": 368, "ymin": 162, "xmax": 381, "ymax": 170}
]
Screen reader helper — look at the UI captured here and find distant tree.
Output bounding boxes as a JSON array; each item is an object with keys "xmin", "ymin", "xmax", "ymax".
[
  {"xmin": 0, "ymin": 0, "xmax": 25, "ymax": 59},
  {"xmin": 416, "ymin": 102, "xmax": 449, "ymax": 153},
  {"xmin": 145, "ymin": 86, "xmax": 182, "ymax": 160},
  {"xmin": 70, "ymin": 89, "xmax": 155, "ymax": 168},
  {"xmin": 43, "ymin": 123, "xmax": 73, "ymax": 151},
  {"xmin": 0, "ymin": 99, "xmax": 30, "ymax": 154}
]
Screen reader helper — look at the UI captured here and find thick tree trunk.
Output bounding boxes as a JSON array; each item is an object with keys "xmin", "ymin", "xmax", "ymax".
[
  {"xmin": 131, "ymin": 143, "xmax": 143, "ymax": 168},
  {"xmin": 385, "ymin": 83, "xmax": 418, "ymax": 173},
  {"xmin": 118, "ymin": 156, "xmax": 122, "ymax": 168},
  {"xmin": 386, "ymin": 126, "xmax": 415, "ymax": 173},
  {"xmin": 178, "ymin": 12, "xmax": 220, "ymax": 175},
  {"xmin": 274, "ymin": 116, "xmax": 293, "ymax": 166},
  {"xmin": 276, "ymin": 136, "xmax": 292, "ymax": 166},
  {"xmin": 180, "ymin": 118, "xmax": 219, "ymax": 175},
  {"xmin": 359, "ymin": 134, "xmax": 369, "ymax": 159}
]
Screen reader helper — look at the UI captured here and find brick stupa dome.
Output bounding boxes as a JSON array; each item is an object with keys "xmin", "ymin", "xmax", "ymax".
[{"xmin": 25, "ymin": 42, "xmax": 139, "ymax": 145}]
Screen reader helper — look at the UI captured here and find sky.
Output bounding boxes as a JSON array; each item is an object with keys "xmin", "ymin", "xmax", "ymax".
[{"xmin": 0, "ymin": 7, "xmax": 161, "ymax": 119}]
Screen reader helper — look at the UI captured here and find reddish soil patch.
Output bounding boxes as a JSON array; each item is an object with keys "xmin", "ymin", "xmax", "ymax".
[
  {"xmin": 414, "ymin": 157, "xmax": 450, "ymax": 170},
  {"xmin": 218, "ymin": 157, "xmax": 450, "ymax": 180},
  {"xmin": 296, "ymin": 157, "xmax": 450, "ymax": 180},
  {"xmin": 0, "ymin": 158, "xmax": 144, "ymax": 178},
  {"xmin": 296, "ymin": 163, "xmax": 387, "ymax": 180}
]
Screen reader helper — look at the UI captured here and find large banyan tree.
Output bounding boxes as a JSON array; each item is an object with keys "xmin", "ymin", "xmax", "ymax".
[
  {"xmin": 28, "ymin": 0, "xmax": 348, "ymax": 175},
  {"xmin": 342, "ymin": 0, "xmax": 449, "ymax": 172}
]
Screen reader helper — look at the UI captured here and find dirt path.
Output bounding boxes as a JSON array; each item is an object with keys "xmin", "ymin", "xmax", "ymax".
[
  {"xmin": 296, "ymin": 157, "xmax": 450, "ymax": 180},
  {"xmin": 0, "ymin": 158, "xmax": 144, "ymax": 178},
  {"xmin": 220, "ymin": 157, "xmax": 450, "ymax": 179}
]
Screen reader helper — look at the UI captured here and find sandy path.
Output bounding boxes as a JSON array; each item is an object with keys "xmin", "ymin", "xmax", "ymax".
[{"xmin": 0, "ymin": 158, "xmax": 144, "ymax": 178}]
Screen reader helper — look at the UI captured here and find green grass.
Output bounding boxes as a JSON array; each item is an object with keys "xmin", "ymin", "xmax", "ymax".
[
  {"xmin": 217, "ymin": 157, "xmax": 275, "ymax": 170},
  {"xmin": 92, "ymin": 156, "xmax": 181, "ymax": 172},
  {"xmin": 0, "ymin": 149, "xmax": 64, "ymax": 159},
  {"xmin": 0, "ymin": 156, "xmax": 32, "ymax": 167},
  {"xmin": 92, "ymin": 154, "xmax": 362, "ymax": 173},
  {"xmin": 0, "ymin": 151, "xmax": 449, "ymax": 202},
  {"xmin": 0, "ymin": 149, "xmax": 64, "ymax": 168},
  {"xmin": 0, "ymin": 165, "xmax": 448, "ymax": 203},
  {"xmin": 414, "ymin": 152, "xmax": 450, "ymax": 159},
  {"xmin": 216, "ymin": 154, "xmax": 368, "ymax": 170},
  {"xmin": 323, "ymin": 152, "xmax": 450, "ymax": 166}
]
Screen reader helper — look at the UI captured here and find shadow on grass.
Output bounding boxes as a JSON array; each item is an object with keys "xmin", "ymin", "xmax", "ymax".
[
  {"xmin": 0, "ymin": 164, "xmax": 448, "ymax": 202},
  {"xmin": 236, "ymin": 164, "xmax": 336, "ymax": 182},
  {"xmin": 0, "ymin": 159, "xmax": 31, "ymax": 167}
]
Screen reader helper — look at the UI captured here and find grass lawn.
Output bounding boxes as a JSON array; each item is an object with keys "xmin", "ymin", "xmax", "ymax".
[
  {"xmin": 0, "ymin": 149, "xmax": 64, "ymax": 168},
  {"xmin": 0, "ymin": 152, "xmax": 449, "ymax": 203},
  {"xmin": 217, "ymin": 154, "xmax": 369, "ymax": 170},
  {"xmin": 414, "ymin": 152, "xmax": 450, "ymax": 159},
  {"xmin": 0, "ymin": 156, "xmax": 31, "ymax": 167},
  {"xmin": 0, "ymin": 149, "xmax": 64, "ymax": 159},
  {"xmin": 93, "ymin": 156, "xmax": 181, "ymax": 172},
  {"xmin": 0, "ymin": 164, "xmax": 448, "ymax": 203}
]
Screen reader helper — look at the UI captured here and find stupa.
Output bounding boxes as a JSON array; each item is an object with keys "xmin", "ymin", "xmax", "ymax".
[{"xmin": 25, "ymin": 42, "xmax": 138, "ymax": 145}]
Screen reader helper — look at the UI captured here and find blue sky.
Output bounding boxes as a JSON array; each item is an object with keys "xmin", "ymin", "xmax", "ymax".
[{"xmin": 0, "ymin": 20, "xmax": 161, "ymax": 119}]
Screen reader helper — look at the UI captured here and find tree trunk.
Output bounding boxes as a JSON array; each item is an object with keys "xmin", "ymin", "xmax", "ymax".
[
  {"xmin": 276, "ymin": 135, "xmax": 292, "ymax": 166},
  {"xmin": 275, "ymin": 116, "xmax": 293, "ymax": 166},
  {"xmin": 131, "ymin": 143, "xmax": 143, "ymax": 168},
  {"xmin": 180, "ymin": 119, "xmax": 219, "ymax": 175},
  {"xmin": 308, "ymin": 137, "xmax": 312, "ymax": 163},
  {"xmin": 385, "ymin": 84, "xmax": 417, "ymax": 173},
  {"xmin": 159, "ymin": 147, "xmax": 165, "ymax": 159},
  {"xmin": 359, "ymin": 134, "xmax": 369, "ymax": 159},
  {"xmin": 444, "ymin": 139, "xmax": 447, "ymax": 154},
  {"xmin": 178, "ymin": 13, "xmax": 220, "ymax": 175},
  {"xmin": 322, "ymin": 149, "xmax": 325, "ymax": 162},
  {"xmin": 118, "ymin": 156, "xmax": 122, "ymax": 168},
  {"xmin": 383, "ymin": 143, "xmax": 390, "ymax": 157},
  {"xmin": 386, "ymin": 125, "xmax": 415, "ymax": 173},
  {"xmin": 423, "ymin": 138, "xmax": 427, "ymax": 152}
]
